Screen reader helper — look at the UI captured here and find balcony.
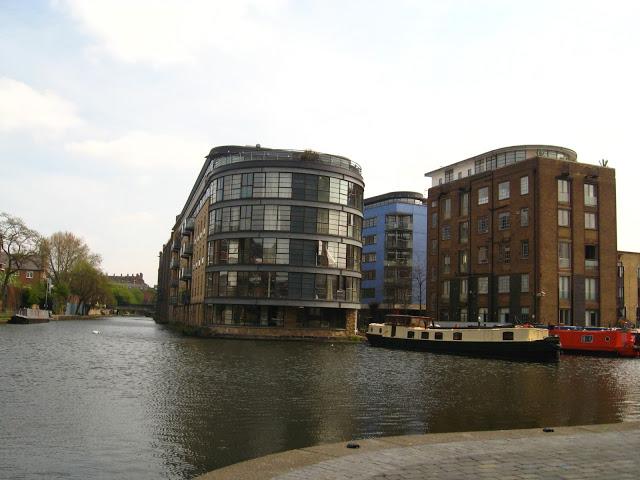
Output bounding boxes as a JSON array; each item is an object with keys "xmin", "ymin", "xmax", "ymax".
[
  {"xmin": 180, "ymin": 243, "xmax": 193, "ymax": 258},
  {"xmin": 180, "ymin": 267, "xmax": 192, "ymax": 280},
  {"xmin": 181, "ymin": 218, "xmax": 195, "ymax": 236},
  {"xmin": 385, "ymin": 222, "xmax": 413, "ymax": 231},
  {"xmin": 170, "ymin": 258, "xmax": 180, "ymax": 270},
  {"xmin": 171, "ymin": 239, "xmax": 180, "ymax": 252},
  {"xmin": 384, "ymin": 259, "xmax": 412, "ymax": 267},
  {"xmin": 385, "ymin": 240, "xmax": 412, "ymax": 249}
]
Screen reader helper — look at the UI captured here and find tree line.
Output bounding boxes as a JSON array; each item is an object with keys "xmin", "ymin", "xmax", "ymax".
[{"xmin": 0, "ymin": 211, "xmax": 152, "ymax": 314}]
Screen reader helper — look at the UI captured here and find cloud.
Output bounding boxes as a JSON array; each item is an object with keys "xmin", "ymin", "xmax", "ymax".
[
  {"xmin": 59, "ymin": 0, "xmax": 288, "ymax": 66},
  {"xmin": 65, "ymin": 131, "xmax": 209, "ymax": 170},
  {"xmin": 0, "ymin": 77, "xmax": 82, "ymax": 134}
]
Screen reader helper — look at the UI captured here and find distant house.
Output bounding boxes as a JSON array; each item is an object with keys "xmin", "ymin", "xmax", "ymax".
[
  {"xmin": 0, "ymin": 252, "xmax": 46, "ymax": 286},
  {"xmin": 107, "ymin": 273, "xmax": 150, "ymax": 289}
]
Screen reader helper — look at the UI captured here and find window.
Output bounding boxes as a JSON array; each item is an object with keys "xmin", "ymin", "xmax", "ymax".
[
  {"xmin": 362, "ymin": 270, "xmax": 376, "ymax": 280},
  {"xmin": 585, "ymin": 278, "xmax": 598, "ymax": 301},
  {"xmin": 478, "ymin": 215, "xmax": 489, "ymax": 234},
  {"xmin": 521, "ymin": 240, "xmax": 529, "ymax": 258},
  {"xmin": 445, "ymin": 169, "xmax": 453, "ymax": 183},
  {"xmin": 585, "ymin": 245, "xmax": 598, "ymax": 269},
  {"xmin": 442, "ymin": 198, "xmax": 451, "ymax": 219},
  {"xmin": 558, "ymin": 179, "xmax": 570, "ymax": 203},
  {"xmin": 363, "ymin": 235, "xmax": 376, "ymax": 245},
  {"xmin": 558, "ymin": 241, "xmax": 571, "ymax": 269},
  {"xmin": 499, "ymin": 244, "xmax": 511, "ymax": 264},
  {"xmin": 453, "ymin": 331, "xmax": 463, "ymax": 340},
  {"xmin": 478, "ymin": 277, "xmax": 488, "ymax": 294},
  {"xmin": 458, "ymin": 251, "xmax": 469, "ymax": 273},
  {"xmin": 431, "ymin": 239, "xmax": 437, "ymax": 254},
  {"xmin": 498, "ymin": 181, "xmax": 510, "ymax": 200},
  {"xmin": 421, "ymin": 332, "xmax": 429, "ymax": 339},
  {"xmin": 435, "ymin": 332, "xmax": 443, "ymax": 340},
  {"xmin": 520, "ymin": 208, "xmax": 529, "ymax": 227},
  {"xmin": 585, "ymin": 310, "xmax": 599, "ymax": 327},
  {"xmin": 460, "ymin": 192, "xmax": 469, "ymax": 216},
  {"xmin": 443, "ymin": 254, "xmax": 451, "ymax": 274},
  {"xmin": 441, "ymin": 225, "xmax": 451, "ymax": 240},
  {"xmin": 478, "ymin": 246, "xmax": 488, "ymax": 264},
  {"xmin": 520, "ymin": 176, "xmax": 529, "ymax": 195},
  {"xmin": 559, "ymin": 276, "xmax": 570, "ymax": 300},
  {"xmin": 363, "ymin": 217, "xmax": 377, "ymax": 229},
  {"xmin": 431, "ymin": 212, "xmax": 437, "ymax": 228},
  {"xmin": 584, "ymin": 184, "xmax": 597, "ymax": 206},
  {"xmin": 459, "ymin": 221, "xmax": 469, "ymax": 243},
  {"xmin": 498, "ymin": 275, "xmax": 510, "ymax": 293},
  {"xmin": 478, "ymin": 187, "xmax": 489, "ymax": 205},
  {"xmin": 442, "ymin": 280, "xmax": 450, "ymax": 299},
  {"xmin": 363, "ymin": 252, "xmax": 376, "ymax": 263},
  {"xmin": 460, "ymin": 279, "xmax": 468, "ymax": 302},
  {"xmin": 407, "ymin": 331, "xmax": 415, "ymax": 339},
  {"xmin": 499, "ymin": 308, "xmax": 510, "ymax": 324},
  {"xmin": 585, "ymin": 212, "xmax": 597, "ymax": 229},
  {"xmin": 503, "ymin": 331, "xmax": 514, "ymax": 341},
  {"xmin": 478, "ymin": 307, "xmax": 489, "ymax": 322},
  {"xmin": 25, "ymin": 271, "xmax": 34, "ymax": 279},
  {"xmin": 558, "ymin": 209, "xmax": 570, "ymax": 227},
  {"xmin": 498, "ymin": 212, "xmax": 510, "ymax": 230},
  {"xmin": 581, "ymin": 334, "xmax": 594, "ymax": 343},
  {"xmin": 521, "ymin": 274, "xmax": 529, "ymax": 293},
  {"xmin": 362, "ymin": 288, "xmax": 375, "ymax": 298},
  {"xmin": 521, "ymin": 307, "xmax": 530, "ymax": 323},
  {"xmin": 559, "ymin": 309, "xmax": 572, "ymax": 325}
]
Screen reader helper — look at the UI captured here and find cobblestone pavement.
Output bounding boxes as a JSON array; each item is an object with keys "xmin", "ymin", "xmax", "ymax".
[{"xmin": 199, "ymin": 423, "xmax": 640, "ymax": 480}]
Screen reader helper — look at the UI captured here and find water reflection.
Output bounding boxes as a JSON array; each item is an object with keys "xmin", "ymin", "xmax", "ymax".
[{"xmin": 1, "ymin": 317, "xmax": 639, "ymax": 479}]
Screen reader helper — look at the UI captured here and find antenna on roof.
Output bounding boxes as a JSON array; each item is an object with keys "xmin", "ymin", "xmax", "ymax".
[{"xmin": 599, "ymin": 158, "xmax": 609, "ymax": 167}]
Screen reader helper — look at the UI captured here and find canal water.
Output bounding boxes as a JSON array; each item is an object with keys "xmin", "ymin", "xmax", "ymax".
[{"xmin": 1, "ymin": 317, "xmax": 639, "ymax": 479}]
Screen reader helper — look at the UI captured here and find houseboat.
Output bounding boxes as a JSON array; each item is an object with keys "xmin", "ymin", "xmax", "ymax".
[
  {"xmin": 550, "ymin": 326, "xmax": 640, "ymax": 357},
  {"xmin": 366, "ymin": 315, "xmax": 559, "ymax": 361},
  {"xmin": 9, "ymin": 308, "xmax": 51, "ymax": 324}
]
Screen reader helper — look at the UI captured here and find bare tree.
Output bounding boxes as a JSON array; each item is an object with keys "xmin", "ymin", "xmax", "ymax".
[
  {"xmin": 412, "ymin": 263, "xmax": 427, "ymax": 316},
  {"xmin": 0, "ymin": 212, "xmax": 42, "ymax": 310},
  {"xmin": 42, "ymin": 231, "xmax": 101, "ymax": 285}
]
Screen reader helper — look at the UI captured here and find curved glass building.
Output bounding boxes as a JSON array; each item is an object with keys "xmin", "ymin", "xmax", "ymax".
[{"xmin": 157, "ymin": 145, "xmax": 364, "ymax": 338}]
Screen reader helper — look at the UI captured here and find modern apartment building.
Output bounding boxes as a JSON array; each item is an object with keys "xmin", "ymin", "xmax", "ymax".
[
  {"xmin": 425, "ymin": 145, "xmax": 617, "ymax": 326},
  {"xmin": 360, "ymin": 192, "xmax": 428, "ymax": 318},
  {"xmin": 617, "ymin": 251, "xmax": 640, "ymax": 325},
  {"xmin": 156, "ymin": 145, "xmax": 364, "ymax": 338}
]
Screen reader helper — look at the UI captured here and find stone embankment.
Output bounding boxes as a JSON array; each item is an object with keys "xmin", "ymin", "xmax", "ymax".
[{"xmin": 198, "ymin": 422, "xmax": 640, "ymax": 480}]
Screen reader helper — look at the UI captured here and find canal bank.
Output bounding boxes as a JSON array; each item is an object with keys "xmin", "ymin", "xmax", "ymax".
[{"xmin": 197, "ymin": 421, "xmax": 640, "ymax": 480}]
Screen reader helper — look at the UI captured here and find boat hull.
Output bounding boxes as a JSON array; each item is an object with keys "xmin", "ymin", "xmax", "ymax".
[
  {"xmin": 8, "ymin": 315, "xmax": 50, "ymax": 324},
  {"xmin": 366, "ymin": 333, "xmax": 559, "ymax": 361},
  {"xmin": 551, "ymin": 328, "xmax": 640, "ymax": 358}
]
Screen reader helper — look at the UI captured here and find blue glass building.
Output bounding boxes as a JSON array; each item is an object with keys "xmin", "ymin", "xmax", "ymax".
[{"xmin": 361, "ymin": 191, "xmax": 428, "ymax": 320}]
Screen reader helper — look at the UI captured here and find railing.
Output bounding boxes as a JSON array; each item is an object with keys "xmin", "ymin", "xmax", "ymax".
[
  {"xmin": 385, "ymin": 240, "xmax": 412, "ymax": 249},
  {"xmin": 585, "ymin": 259, "xmax": 599, "ymax": 270},
  {"xmin": 180, "ymin": 243, "xmax": 193, "ymax": 258},
  {"xmin": 180, "ymin": 268, "xmax": 192, "ymax": 280},
  {"xmin": 171, "ymin": 240, "xmax": 180, "ymax": 252},
  {"xmin": 384, "ymin": 259, "xmax": 413, "ymax": 267},
  {"xmin": 211, "ymin": 151, "xmax": 362, "ymax": 175},
  {"xmin": 181, "ymin": 218, "xmax": 195, "ymax": 235},
  {"xmin": 385, "ymin": 222, "xmax": 413, "ymax": 230}
]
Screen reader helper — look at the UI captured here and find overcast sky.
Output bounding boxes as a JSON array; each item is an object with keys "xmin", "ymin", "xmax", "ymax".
[{"xmin": 1, "ymin": 0, "xmax": 639, "ymax": 286}]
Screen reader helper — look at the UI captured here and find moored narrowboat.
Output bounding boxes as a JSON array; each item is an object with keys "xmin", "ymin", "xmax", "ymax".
[
  {"xmin": 550, "ymin": 326, "xmax": 640, "ymax": 357},
  {"xmin": 8, "ymin": 308, "xmax": 51, "ymax": 324},
  {"xmin": 366, "ymin": 315, "xmax": 559, "ymax": 361}
]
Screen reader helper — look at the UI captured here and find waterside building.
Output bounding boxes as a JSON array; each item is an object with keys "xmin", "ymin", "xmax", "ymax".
[
  {"xmin": 360, "ymin": 191, "xmax": 428, "ymax": 320},
  {"xmin": 156, "ymin": 145, "xmax": 364, "ymax": 338},
  {"xmin": 425, "ymin": 145, "xmax": 617, "ymax": 326}
]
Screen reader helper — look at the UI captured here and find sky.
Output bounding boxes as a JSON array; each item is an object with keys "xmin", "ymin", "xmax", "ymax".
[{"xmin": 1, "ymin": 0, "xmax": 639, "ymax": 286}]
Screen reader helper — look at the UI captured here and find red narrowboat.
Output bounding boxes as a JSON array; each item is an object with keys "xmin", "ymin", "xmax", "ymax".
[{"xmin": 550, "ymin": 326, "xmax": 640, "ymax": 357}]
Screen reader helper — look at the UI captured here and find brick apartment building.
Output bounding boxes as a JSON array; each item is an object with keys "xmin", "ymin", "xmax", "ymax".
[
  {"xmin": 617, "ymin": 251, "xmax": 639, "ymax": 325},
  {"xmin": 425, "ymin": 145, "xmax": 617, "ymax": 327}
]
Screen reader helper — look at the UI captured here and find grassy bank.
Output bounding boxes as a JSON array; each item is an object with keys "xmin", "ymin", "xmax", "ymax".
[{"xmin": 0, "ymin": 312, "xmax": 12, "ymax": 324}]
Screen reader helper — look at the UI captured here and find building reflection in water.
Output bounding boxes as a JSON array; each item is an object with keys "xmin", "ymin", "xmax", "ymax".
[{"xmin": 148, "ymin": 339, "xmax": 639, "ymax": 477}]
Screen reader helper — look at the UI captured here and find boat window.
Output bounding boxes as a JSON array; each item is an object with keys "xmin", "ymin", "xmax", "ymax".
[
  {"xmin": 421, "ymin": 332, "xmax": 429, "ymax": 340},
  {"xmin": 379, "ymin": 328, "xmax": 382, "ymax": 333},
  {"xmin": 581, "ymin": 335, "xmax": 594, "ymax": 343},
  {"xmin": 503, "ymin": 331, "xmax": 514, "ymax": 341},
  {"xmin": 453, "ymin": 332, "xmax": 462, "ymax": 340},
  {"xmin": 604, "ymin": 336, "xmax": 611, "ymax": 342},
  {"xmin": 435, "ymin": 332, "xmax": 443, "ymax": 340},
  {"xmin": 407, "ymin": 331, "xmax": 415, "ymax": 339}
]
